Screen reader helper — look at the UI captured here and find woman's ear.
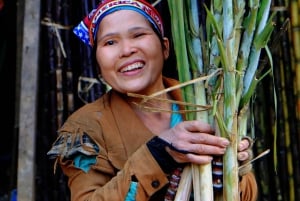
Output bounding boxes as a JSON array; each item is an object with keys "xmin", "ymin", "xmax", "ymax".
[{"xmin": 163, "ymin": 37, "xmax": 170, "ymax": 60}]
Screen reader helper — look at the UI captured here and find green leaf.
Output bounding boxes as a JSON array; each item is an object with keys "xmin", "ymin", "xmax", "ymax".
[{"xmin": 254, "ymin": 12, "xmax": 277, "ymax": 49}]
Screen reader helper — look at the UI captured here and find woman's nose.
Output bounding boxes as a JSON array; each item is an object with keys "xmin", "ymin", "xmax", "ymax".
[{"xmin": 119, "ymin": 39, "xmax": 137, "ymax": 57}]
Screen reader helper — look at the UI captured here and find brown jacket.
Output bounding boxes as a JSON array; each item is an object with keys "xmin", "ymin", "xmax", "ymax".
[{"xmin": 48, "ymin": 77, "xmax": 257, "ymax": 201}]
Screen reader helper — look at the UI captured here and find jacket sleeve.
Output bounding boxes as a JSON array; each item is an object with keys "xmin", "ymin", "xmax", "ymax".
[
  {"xmin": 239, "ymin": 171, "xmax": 258, "ymax": 201},
  {"xmin": 49, "ymin": 131, "xmax": 169, "ymax": 201}
]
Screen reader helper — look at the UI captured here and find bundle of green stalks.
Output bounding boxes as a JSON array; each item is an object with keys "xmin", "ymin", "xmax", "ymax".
[{"xmin": 166, "ymin": 0, "xmax": 277, "ymax": 200}]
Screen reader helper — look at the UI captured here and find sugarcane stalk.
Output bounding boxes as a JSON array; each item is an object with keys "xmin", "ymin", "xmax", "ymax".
[
  {"xmin": 268, "ymin": 19, "xmax": 293, "ymax": 198},
  {"xmin": 250, "ymin": 14, "xmax": 293, "ymax": 196},
  {"xmin": 80, "ymin": 0, "xmax": 96, "ymax": 103},
  {"xmin": 221, "ymin": 1, "xmax": 240, "ymax": 199},
  {"xmin": 52, "ymin": 0, "xmax": 65, "ymax": 127},
  {"xmin": 236, "ymin": 0, "xmax": 259, "ymax": 105},
  {"xmin": 40, "ymin": 0, "xmax": 73, "ymax": 198},
  {"xmin": 277, "ymin": 32, "xmax": 290, "ymax": 199},
  {"xmin": 207, "ymin": 0, "xmax": 276, "ymax": 198},
  {"xmin": 168, "ymin": 0, "xmax": 276, "ymax": 200},
  {"xmin": 188, "ymin": 0, "xmax": 214, "ymax": 200},
  {"xmin": 174, "ymin": 165, "xmax": 193, "ymax": 201},
  {"xmin": 243, "ymin": 0, "xmax": 273, "ymax": 96},
  {"xmin": 222, "ymin": 71, "xmax": 239, "ymax": 200},
  {"xmin": 204, "ymin": 4, "xmax": 240, "ymax": 199},
  {"xmin": 253, "ymin": 81, "xmax": 273, "ymax": 200},
  {"xmin": 62, "ymin": 0, "xmax": 74, "ymax": 115},
  {"xmin": 168, "ymin": 1, "xmax": 214, "ymax": 200},
  {"xmin": 281, "ymin": 65, "xmax": 295, "ymax": 201},
  {"xmin": 194, "ymin": 75, "xmax": 213, "ymax": 201},
  {"xmin": 274, "ymin": 1, "xmax": 299, "ymax": 200},
  {"xmin": 77, "ymin": 0, "xmax": 105, "ymax": 104},
  {"xmin": 167, "ymin": 0, "xmax": 194, "ymax": 199},
  {"xmin": 42, "ymin": 0, "xmax": 59, "ymax": 136},
  {"xmin": 290, "ymin": 0, "xmax": 300, "ymax": 199},
  {"xmin": 275, "ymin": 58, "xmax": 290, "ymax": 201},
  {"xmin": 166, "ymin": 0, "xmax": 194, "ymax": 115},
  {"xmin": 291, "ymin": 0, "xmax": 300, "ymax": 118}
]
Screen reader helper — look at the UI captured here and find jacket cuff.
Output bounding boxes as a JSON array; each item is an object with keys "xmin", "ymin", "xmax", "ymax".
[{"xmin": 146, "ymin": 136, "xmax": 181, "ymax": 173}]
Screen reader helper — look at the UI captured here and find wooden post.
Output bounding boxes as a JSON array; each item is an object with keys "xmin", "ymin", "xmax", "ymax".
[{"xmin": 17, "ymin": 0, "xmax": 41, "ymax": 200}]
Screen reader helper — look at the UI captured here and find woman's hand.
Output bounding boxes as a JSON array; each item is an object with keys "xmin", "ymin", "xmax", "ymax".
[
  {"xmin": 158, "ymin": 120, "xmax": 230, "ymax": 164},
  {"xmin": 158, "ymin": 120, "xmax": 254, "ymax": 166},
  {"xmin": 238, "ymin": 137, "xmax": 254, "ymax": 162},
  {"xmin": 238, "ymin": 137, "xmax": 254, "ymax": 176}
]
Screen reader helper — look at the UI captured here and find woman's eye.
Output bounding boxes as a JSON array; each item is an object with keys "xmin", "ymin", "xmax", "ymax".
[
  {"xmin": 104, "ymin": 40, "xmax": 115, "ymax": 46},
  {"xmin": 134, "ymin": 32, "xmax": 145, "ymax": 38}
]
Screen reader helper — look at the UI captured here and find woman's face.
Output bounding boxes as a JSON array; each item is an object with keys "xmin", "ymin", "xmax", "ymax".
[{"xmin": 95, "ymin": 10, "xmax": 169, "ymax": 94}]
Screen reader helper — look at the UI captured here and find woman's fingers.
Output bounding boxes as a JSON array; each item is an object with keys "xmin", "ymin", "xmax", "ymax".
[
  {"xmin": 166, "ymin": 147, "xmax": 214, "ymax": 164},
  {"xmin": 165, "ymin": 140, "xmax": 228, "ymax": 164},
  {"xmin": 181, "ymin": 120, "xmax": 215, "ymax": 134},
  {"xmin": 173, "ymin": 121, "xmax": 230, "ymax": 147},
  {"xmin": 238, "ymin": 139, "xmax": 251, "ymax": 151},
  {"xmin": 188, "ymin": 133, "xmax": 229, "ymax": 148},
  {"xmin": 171, "ymin": 138, "xmax": 228, "ymax": 155},
  {"xmin": 238, "ymin": 137, "xmax": 254, "ymax": 161},
  {"xmin": 238, "ymin": 149, "xmax": 253, "ymax": 162}
]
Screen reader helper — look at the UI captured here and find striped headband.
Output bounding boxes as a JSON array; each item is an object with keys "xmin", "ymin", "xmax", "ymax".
[{"xmin": 73, "ymin": 0, "xmax": 164, "ymax": 47}]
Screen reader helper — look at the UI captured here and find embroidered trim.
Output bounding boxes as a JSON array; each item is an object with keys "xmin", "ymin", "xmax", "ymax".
[{"xmin": 47, "ymin": 132, "xmax": 99, "ymax": 159}]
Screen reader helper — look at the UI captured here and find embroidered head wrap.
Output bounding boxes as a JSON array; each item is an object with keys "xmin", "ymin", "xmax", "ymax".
[{"xmin": 73, "ymin": 0, "xmax": 164, "ymax": 47}]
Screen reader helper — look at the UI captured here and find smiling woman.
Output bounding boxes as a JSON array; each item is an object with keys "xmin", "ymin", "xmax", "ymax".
[
  {"xmin": 95, "ymin": 10, "xmax": 168, "ymax": 94},
  {"xmin": 47, "ymin": 1, "xmax": 257, "ymax": 200}
]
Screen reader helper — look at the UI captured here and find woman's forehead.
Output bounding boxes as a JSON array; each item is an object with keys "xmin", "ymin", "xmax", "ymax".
[
  {"xmin": 98, "ymin": 10, "xmax": 152, "ymax": 33},
  {"xmin": 101, "ymin": 10, "xmax": 149, "ymax": 24}
]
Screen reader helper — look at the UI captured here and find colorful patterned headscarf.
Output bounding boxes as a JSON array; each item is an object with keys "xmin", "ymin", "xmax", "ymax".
[{"xmin": 73, "ymin": 0, "xmax": 164, "ymax": 47}]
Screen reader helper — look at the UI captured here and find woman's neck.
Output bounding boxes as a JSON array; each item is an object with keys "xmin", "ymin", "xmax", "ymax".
[{"xmin": 128, "ymin": 93, "xmax": 172, "ymax": 134}]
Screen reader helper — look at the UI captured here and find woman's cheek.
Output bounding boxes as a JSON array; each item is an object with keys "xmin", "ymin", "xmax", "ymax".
[{"xmin": 96, "ymin": 52, "xmax": 110, "ymax": 69}]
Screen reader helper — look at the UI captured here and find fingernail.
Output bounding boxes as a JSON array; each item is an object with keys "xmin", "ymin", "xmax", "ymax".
[
  {"xmin": 240, "ymin": 153, "xmax": 246, "ymax": 160},
  {"xmin": 223, "ymin": 140, "xmax": 230, "ymax": 146},
  {"xmin": 238, "ymin": 144, "xmax": 243, "ymax": 150},
  {"xmin": 221, "ymin": 148, "xmax": 226, "ymax": 154}
]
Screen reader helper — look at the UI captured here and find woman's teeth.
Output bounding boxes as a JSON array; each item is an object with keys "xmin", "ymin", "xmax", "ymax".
[{"xmin": 121, "ymin": 62, "xmax": 143, "ymax": 72}]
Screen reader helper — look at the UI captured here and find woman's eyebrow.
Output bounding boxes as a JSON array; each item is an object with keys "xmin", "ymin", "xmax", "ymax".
[
  {"xmin": 98, "ymin": 26, "xmax": 152, "ymax": 41},
  {"xmin": 97, "ymin": 32, "xmax": 118, "ymax": 42},
  {"xmin": 128, "ymin": 26, "xmax": 152, "ymax": 32}
]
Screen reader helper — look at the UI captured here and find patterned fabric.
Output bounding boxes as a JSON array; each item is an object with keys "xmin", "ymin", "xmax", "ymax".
[
  {"xmin": 73, "ymin": 0, "xmax": 164, "ymax": 47},
  {"xmin": 47, "ymin": 132, "xmax": 99, "ymax": 159},
  {"xmin": 212, "ymin": 156, "xmax": 223, "ymax": 191},
  {"xmin": 164, "ymin": 167, "xmax": 183, "ymax": 201},
  {"xmin": 47, "ymin": 132, "xmax": 100, "ymax": 172}
]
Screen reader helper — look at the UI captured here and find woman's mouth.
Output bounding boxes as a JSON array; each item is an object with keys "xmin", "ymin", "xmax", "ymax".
[{"xmin": 120, "ymin": 62, "xmax": 144, "ymax": 73}]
